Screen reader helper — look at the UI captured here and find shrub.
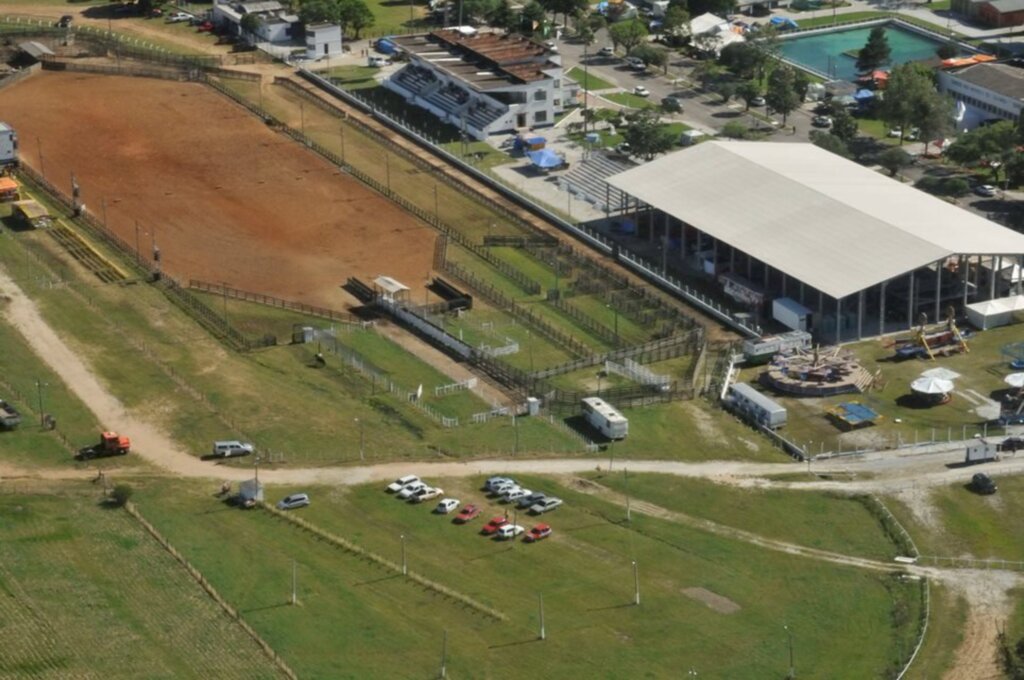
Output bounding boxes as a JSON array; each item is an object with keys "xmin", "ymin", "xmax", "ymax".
[
  {"xmin": 721, "ymin": 121, "xmax": 747, "ymax": 139},
  {"xmin": 110, "ymin": 484, "xmax": 134, "ymax": 507}
]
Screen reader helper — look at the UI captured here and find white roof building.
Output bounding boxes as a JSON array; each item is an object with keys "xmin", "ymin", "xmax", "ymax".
[
  {"xmin": 605, "ymin": 141, "xmax": 1024, "ymax": 341},
  {"xmin": 690, "ymin": 12, "xmax": 730, "ymax": 36}
]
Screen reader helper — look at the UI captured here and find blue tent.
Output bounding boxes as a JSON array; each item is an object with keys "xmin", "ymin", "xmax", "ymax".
[
  {"xmin": 770, "ymin": 16, "xmax": 799, "ymax": 29},
  {"xmin": 527, "ymin": 149, "xmax": 564, "ymax": 169},
  {"xmin": 854, "ymin": 88, "xmax": 875, "ymax": 102}
]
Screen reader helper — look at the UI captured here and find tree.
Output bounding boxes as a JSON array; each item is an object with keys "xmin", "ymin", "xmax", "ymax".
[
  {"xmin": 693, "ymin": 60, "xmax": 725, "ymax": 91},
  {"xmin": 936, "ymin": 40, "xmax": 958, "ymax": 60},
  {"xmin": 337, "ymin": 0, "xmax": 374, "ymax": 38},
  {"xmin": 856, "ymin": 26, "xmax": 891, "ymax": 74},
  {"xmin": 688, "ymin": 0, "xmax": 736, "ymax": 17},
  {"xmin": 631, "ymin": 43, "xmax": 669, "ymax": 73},
  {"xmin": 829, "ymin": 106, "xmax": 859, "ymax": 143},
  {"xmin": 110, "ymin": 484, "xmax": 134, "ymax": 507},
  {"xmin": 810, "ymin": 130, "xmax": 851, "ymax": 158},
  {"xmin": 879, "ymin": 147, "xmax": 912, "ymax": 177},
  {"xmin": 540, "ymin": 0, "xmax": 588, "ymax": 29},
  {"xmin": 717, "ymin": 82, "xmax": 736, "ymax": 104},
  {"xmin": 622, "ymin": 108, "xmax": 676, "ymax": 160},
  {"xmin": 608, "ymin": 18, "xmax": 648, "ymax": 52},
  {"xmin": 721, "ymin": 121, "xmax": 747, "ymax": 139},
  {"xmin": 521, "ymin": 1, "xmax": 546, "ymax": 33},
  {"xmin": 766, "ymin": 65, "xmax": 800, "ymax": 124},
  {"xmin": 718, "ymin": 42, "xmax": 765, "ymax": 80},
  {"xmin": 737, "ymin": 80, "xmax": 761, "ymax": 111},
  {"xmin": 879, "ymin": 63, "xmax": 952, "ymax": 150},
  {"xmin": 661, "ymin": 5, "xmax": 690, "ymax": 46},
  {"xmin": 747, "ymin": 23, "xmax": 781, "ymax": 79},
  {"xmin": 488, "ymin": 0, "xmax": 519, "ymax": 32},
  {"xmin": 946, "ymin": 121, "xmax": 1018, "ymax": 181},
  {"xmin": 299, "ymin": 0, "xmax": 338, "ymax": 23},
  {"xmin": 240, "ymin": 12, "xmax": 264, "ymax": 40},
  {"xmin": 792, "ymin": 70, "xmax": 810, "ymax": 103}
]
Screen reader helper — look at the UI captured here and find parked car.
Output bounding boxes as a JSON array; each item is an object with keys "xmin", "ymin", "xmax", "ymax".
[
  {"xmin": 971, "ymin": 472, "xmax": 997, "ymax": 495},
  {"xmin": 1001, "ymin": 436, "xmax": 1024, "ymax": 452},
  {"xmin": 974, "ymin": 184, "xmax": 998, "ymax": 197},
  {"xmin": 597, "ymin": 46, "xmax": 615, "ymax": 57},
  {"xmin": 633, "ymin": 85, "xmax": 650, "ymax": 98},
  {"xmin": 484, "ymin": 476, "xmax": 514, "ymax": 492},
  {"xmin": 277, "ymin": 493, "xmax": 310, "ymax": 510},
  {"xmin": 57, "ymin": 15, "xmax": 73, "ymax": 28},
  {"xmin": 503, "ymin": 487, "xmax": 532, "ymax": 504},
  {"xmin": 750, "ymin": 95, "xmax": 766, "ymax": 107},
  {"xmin": 454, "ymin": 504, "xmax": 481, "ymax": 523},
  {"xmin": 517, "ymin": 492, "xmax": 546, "ymax": 509},
  {"xmin": 196, "ymin": 20, "xmax": 215, "ymax": 32},
  {"xmin": 524, "ymin": 523, "xmax": 552, "ymax": 543},
  {"xmin": 661, "ymin": 96, "xmax": 682, "ymax": 112},
  {"xmin": 367, "ymin": 55, "xmax": 391, "ymax": 67},
  {"xmin": 167, "ymin": 12, "xmax": 193, "ymax": 23},
  {"xmin": 489, "ymin": 481, "xmax": 518, "ymax": 497},
  {"xmin": 398, "ymin": 481, "xmax": 428, "ymax": 499},
  {"xmin": 529, "ymin": 497, "xmax": 563, "ymax": 515},
  {"xmin": 480, "ymin": 516, "xmax": 510, "ymax": 536},
  {"xmin": 435, "ymin": 498, "xmax": 460, "ymax": 514},
  {"xmin": 386, "ymin": 475, "xmax": 420, "ymax": 493},
  {"xmin": 888, "ymin": 127, "xmax": 903, "ymax": 138},
  {"xmin": 410, "ymin": 486, "xmax": 444, "ymax": 503},
  {"xmin": 496, "ymin": 524, "xmax": 525, "ymax": 540},
  {"xmin": 626, "ymin": 56, "xmax": 646, "ymax": 71},
  {"xmin": 544, "ymin": 39, "xmax": 559, "ymax": 52},
  {"xmin": 811, "ymin": 115, "xmax": 833, "ymax": 128},
  {"xmin": 212, "ymin": 440, "xmax": 254, "ymax": 458}
]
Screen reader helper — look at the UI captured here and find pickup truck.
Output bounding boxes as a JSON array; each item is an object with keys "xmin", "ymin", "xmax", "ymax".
[{"xmin": 0, "ymin": 400, "xmax": 22, "ymax": 430}]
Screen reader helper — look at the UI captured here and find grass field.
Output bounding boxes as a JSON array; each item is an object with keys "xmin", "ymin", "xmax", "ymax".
[
  {"xmin": 0, "ymin": 488, "xmax": 283, "ymax": 678},
  {"xmin": 905, "ymin": 583, "xmax": 966, "ymax": 680},
  {"xmin": 566, "ymin": 66, "xmax": 615, "ymax": 91},
  {"xmin": 136, "ymin": 475, "xmax": 922, "ymax": 678}
]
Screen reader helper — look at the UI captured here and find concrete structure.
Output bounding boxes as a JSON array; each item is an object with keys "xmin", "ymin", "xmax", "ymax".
[
  {"xmin": 305, "ymin": 23, "xmax": 342, "ymax": 61},
  {"xmin": 939, "ymin": 60, "xmax": 1024, "ymax": 129},
  {"xmin": 385, "ymin": 29, "xmax": 579, "ymax": 140},
  {"xmin": 212, "ymin": 0, "xmax": 299, "ymax": 45},
  {"xmin": 604, "ymin": 141, "xmax": 1024, "ymax": 343}
]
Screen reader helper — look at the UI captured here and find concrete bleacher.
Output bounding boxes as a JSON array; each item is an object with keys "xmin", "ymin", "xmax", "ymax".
[
  {"xmin": 558, "ymin": 152, "xmax": 633, "ymax": 212},
  {"xmin": 391, "ymin": 65, "xmax": 438, "ymax": 97},
  {"xmin": 466, "ymin": 100, "xmax": 505, "ymax": 130}
]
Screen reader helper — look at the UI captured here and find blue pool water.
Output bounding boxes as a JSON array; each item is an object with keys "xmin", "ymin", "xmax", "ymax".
[{"xmin": 780, "ymin": 23, "xmax": 957, "ymax": 81}]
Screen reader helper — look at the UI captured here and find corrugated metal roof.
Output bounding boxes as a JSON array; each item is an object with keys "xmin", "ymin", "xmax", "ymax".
[{"xmin": 606, "ymin": 141, "xmax": 1024, "ymax": 299}]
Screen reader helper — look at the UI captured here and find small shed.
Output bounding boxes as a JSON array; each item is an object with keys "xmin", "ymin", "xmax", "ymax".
[
  {"xmin": 965, "ymin": 295, "xmax": 1024, "ymax": 330},
  {"xmin": 12, "ymin": 199, "xmax": 51, "ymax": 228},
  {"xmin": 238, "ymin": 478, "xmax": 264, "ymax": 504},
  {"xmin": 305, "ymin": 23, "xmax": 342, "ymax": 61}
]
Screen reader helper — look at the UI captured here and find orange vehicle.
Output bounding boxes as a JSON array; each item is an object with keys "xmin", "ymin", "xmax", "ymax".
[{"xmin": 77, "ymin": 431, "xmax": 131, "ymax": 460}]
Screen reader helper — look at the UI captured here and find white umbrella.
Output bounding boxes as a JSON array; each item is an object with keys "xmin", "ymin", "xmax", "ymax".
[
  {"xmin": 921, "ymin": 367, "xmax": 961, "ymax": 381},
  {"xmin": 911, "ymin": 377, "xmax": 955, "ymax": 395},
  {"xmin": 1004, "ymin": 373, "xmax": 1024, "ymax": 389}
]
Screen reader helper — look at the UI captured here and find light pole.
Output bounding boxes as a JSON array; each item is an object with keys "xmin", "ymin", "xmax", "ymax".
[
  {"xmin": 632, "ymin": 560, "xmax": 640, "ymax": 606},
  {"xmin": 355, "ymin": 417, "xmax": 365, "ymax": 461},
  {"xmin": 35, "ymin": 379, "xmax": 47, "ymax": 427},
  {"xmin": 291, "ymin": 559, "xmax": 298, "ymax": 605},
  {"xmin": 582, "ymin": 42, "xmax": 590, "ymax": 134},
  {"xmin": 538, "ymin": 592, "xmax": 546, "ymax": 640},
  {"xmin": 785, "ymin": 625, "xmax": 795, "ymax": 679},
  {"xmin": 401, "ymin": 533, "xmax": 407, "ymax": 575},
  {"xmin": 36, "ymin": 137, "xmax": 44, "ymax": 177}
]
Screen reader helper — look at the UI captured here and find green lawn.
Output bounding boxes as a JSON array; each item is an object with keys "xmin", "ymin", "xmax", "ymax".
[
  {"xmin": 0, "ymin": 490, "xmax": 283, "ymax": 678},
  {"xmin": 566, "ymin": 66, "xmax": 615, "ymax": 91},
  {"xmin": 603, "ymin": 92, "xmax": 656, "ymax": 109},
  {"xmin": 904, "ymin": 583, "xmax": 966, "ymax": 680},
  {"xmin": 137, "ymin": 475, "xmax": 923, "ymax": 678}
]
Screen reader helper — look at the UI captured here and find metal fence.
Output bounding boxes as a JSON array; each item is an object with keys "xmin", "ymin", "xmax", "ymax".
[{"xmin": 190, "ymin": 280, "xmax": 362, "ymax": 324}]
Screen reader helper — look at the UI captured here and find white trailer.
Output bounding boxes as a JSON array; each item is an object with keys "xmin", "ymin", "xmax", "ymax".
[
  {"xmin": 772, "ymin": 297, "xmax": 812, "ymax": 332},
  {"xmin": 965, "ymin": 439, "xmax": 999, "ymax": 465},
  {"xmin": 0, "ymin": 123, "xmax": 17, "ymax": 167},
  {"xmin": 728, "ymin": 383, "xmax": 787, "ymax": 429},
  {"xmin": 581, "ymin": 397, "xmax": 628, "ymax": 440}
]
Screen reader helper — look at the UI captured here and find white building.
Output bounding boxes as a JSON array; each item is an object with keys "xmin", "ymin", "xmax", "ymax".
[
  {"xmin": 305, "ymin": 23, "xmax": 342, "ymax": 61},
  {"xmin": 938, "ymin": 61, "xmax": 1024, "ymax": 130},
  {"xmin": 211, "ymin": 0, "xmax": 299, "ymax": 44},
  {"xmin": 0, "ymin": 122, "xmax": 17, "ymax": 167},
  {"xmin": 385, "ymin": 29, "xmax": 579, "ymax": 140}
]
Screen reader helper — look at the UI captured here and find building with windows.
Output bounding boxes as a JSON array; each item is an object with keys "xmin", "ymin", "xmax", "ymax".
[
  {"xmin": 604, "ymin": 141, "xmax": 1024, "ymax": 342},
  {"xmin": 385, "ymin": 29, "xmax": 579, "ymax": 140},
  {"xmin": 938, "ymin": 60, "xmax": 1024, "ymax": 129}
]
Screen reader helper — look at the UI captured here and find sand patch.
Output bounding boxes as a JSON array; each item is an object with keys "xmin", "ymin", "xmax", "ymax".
[{"xmin": 682, "ymin": 587, "xmax": 741, "ymax": 614}]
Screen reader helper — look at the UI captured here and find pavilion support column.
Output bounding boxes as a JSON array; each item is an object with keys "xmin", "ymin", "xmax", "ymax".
[
  {"xmin": 781, "ymin": 273, "xmax": 787, "ymax": 298},
  {"xmin": 763, "ymin": 262, "xmax": 769, "ymax": 290},
  {"xmin": 961, "ymin": 255, "xmax": 969, "ymax": 306},
  {"xmin": 879, "ymin": 280, "xmax": 888, "ymax": 336},
  {"xmin": 974, "ymin": 256, "xmax": 982, "ymax": 301},
  {"xmin": 990, "ymin": 255, "xmax": 997, "ymax": 299},
  {"xmin": 997, "ymin": 256, "xmax": 1004, "ymax": 296},
  {"xmin": 729, "ymin": 244, "xmax": 735, "ymax": 273},
  {"xmin": 605, "ymin": 183, "xmax": 610, "ymax": 215},
  {"xmin": 647, "ymin": 208, "xmax": 654, "ymax": 240},
  {"xmin": 799, "ymin": 282, "xmax": 805, "ymax": 306},
  {"xmin": 907, "ymin": 270, "xmax": 915, "ymax": 325},
  {"xmin": 681, "ymin": 224, "xmax": 688, "ymax": 265},
  {"xmin": 835, "ymin": 297, "xmax": 842, "ymax": 344},
  {"xmin": 817, "ymin": 289, "xmax": 824, "ymax": 335},
  {"xmin": 857, "ymin": 290, "xmax": 864, "ymax": 340},
  {"xmin": 746, "ymin": 253, "xmax": 752, "ymax": 280},
  {"xmin": 935, "ymin": 261, "xmax": 942, "ymax": 326},
  {"xmin": 712, "ymin": 239, "xmax": 719, "ymax": 275}
]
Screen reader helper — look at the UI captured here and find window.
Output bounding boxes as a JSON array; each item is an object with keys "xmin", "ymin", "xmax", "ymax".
[
  {"xmin": 534, "ymin": 111, "xmax": 548, "ymax": 123},
  {"xmin": 553, "ymin": 79, "xmax": 561, "ymax": 88},
  {"xmin": 534, "ymin": 90, "xmax": 547, "ymax": 101}
]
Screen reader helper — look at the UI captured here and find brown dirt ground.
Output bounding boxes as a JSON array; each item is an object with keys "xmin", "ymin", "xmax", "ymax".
[{"xmin": 0, "ymin": 72, "xmax": 437, "ymax": 307}]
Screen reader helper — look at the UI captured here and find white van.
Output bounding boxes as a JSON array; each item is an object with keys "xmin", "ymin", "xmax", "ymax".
[
  {"xmin": 368, "ymin": 55, "xmax": 391, "ymax": 67},
  {"xmin": 212, "ymin": 440, "xmax": 254, "ymax": 458}
]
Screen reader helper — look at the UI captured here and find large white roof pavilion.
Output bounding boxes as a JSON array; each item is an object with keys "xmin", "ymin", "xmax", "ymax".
[{"xmin": 604, "ymin": 141, "xmax": 1024, "ymax": 341}]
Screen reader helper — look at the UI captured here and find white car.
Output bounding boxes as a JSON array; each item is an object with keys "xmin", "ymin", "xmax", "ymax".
[
  {"xmin": 529, "ymin": 497, "xmax": 563, "ymax": 514},
  {"xmin": 503, "ymin": 488, "xmax": 532, "ymax": 504},
  {"xmin": 496, "ymin": 524, "xmax": 525, "ymax": 540},
  {"xmin": 626, "ymin": 56, "xmax": 646, "ymax": 71},
  {"xmin": 397, "ymin": 481, "xmax": 428, "ymax": 499},
  {"xmin": 517, "ymin": 492, "xmax": 546, "ymax": 509},
  {"xmin": 489, "ymin": 481, "xmax": 518, "ymax": 497},
  {"xmin": 598, "ymin": 46, "xmax": 615, "ymax": 57},
  {"xmin": 484, "ymin": 476, "xmax": 514, "ymax": 492},
  {"xmin": 975, "ymin": 184, "xmax": 998, "ymax": 197},
  {"xmin": 435, "ymin": 498, "xmax": 460, "ymax": 514},
  {"xmin": 167, "ymin": 12, "xmax": 193, "ymax": 23},
  {"xmin": 277, "ymin": 493, "xmax": 310, "ymax": 510},
  {"xmin": 544, "ymin": 40, "xmax": 559, "ymax": 52},
  {"xmin": 386, "ymin": 475, "xmax": 420, "ymax": 493},
  {"xmin": 633, "ymin": 86, "xmax": 650, "ymax": 98},
  {"xmin": 410, "ymin": 486, "xmax": 444, "ymax": 503}
]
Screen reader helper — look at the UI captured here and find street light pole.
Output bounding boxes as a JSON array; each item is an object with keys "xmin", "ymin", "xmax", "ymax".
[
  {"xmin": 355, "ymin": 417, "xmax": 364, "ymax": 461},
  {"xmin": 785, "ymin": 625, "xmax": 795, "ymax": 679},
  {"xmin": 632, "ymin": 560, "xmax": 640, "ymax": 606},
  {"xmin": 401, "ymin": 533, "xmax": 407, "ymax": 575},
  {"xmin": 538, "ymin": 592, "xmax": 546, "ymax": 640},
  {"xmin": 35, "ymin": 379, "xmax": 47, "ymax": 427}
]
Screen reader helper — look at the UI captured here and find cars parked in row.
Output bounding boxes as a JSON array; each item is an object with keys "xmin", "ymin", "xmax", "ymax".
[
  {"xmin": 633, "ymin": 86, "xmax": 650, "ymax": 98},
  {"xmin": 481, "ymin": 516, "xmax": 510, "ymax": 536},
  {"xmin": 410, "ymin": 486, "xmax": 444, "ymax": 503},
  {"xmin": 974, "ymin": 184, "xmax": 998, "ymax": 197},
  {"xmin": 397, "ymin": 481, "xmax": 428, "ymax": 499},
  {"xmin": 277, "ymin": 493, "xmax": 310, "ymax": 510},
  {"xmin": 811, "ymin": 115, "xmax": 833, "ymax": 128},
  {"xmin": 597, "ymin": 45, "xmax": 615, "ymax": 57},
  {"xmin": 524, "ymin": 524, "xmax": 552, "ymax": 543},
  {"xmin": 435, "ymin": 498, "xmax": 460, "ymax": 514},
  {"xmin": 530, "ymin": 497, "xmax": 563, "ymax": 514},
  {"xmin": 386, "ymin": 475, "xmax": 419, "ymax": 493},
  {"xmin": 454, "ymin": 504, "xmax": 481, "ymax": 523},
  {"xmin": 496, "ymin": 524, "xmax": 525, "ymax": 540}
]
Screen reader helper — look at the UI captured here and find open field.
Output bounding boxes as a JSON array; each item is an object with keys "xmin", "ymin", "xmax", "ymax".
[
  {"xmin": 0, "ymin": 72, "xmax": 438, "ymax": 308},
  {"xmin": 736, "ymin": 324, "xmax": 1024, "ymax": 454},
  {"xmin": 137, "ymin": 474, "xmax": 921, "ymax": 678},
  {"xmin": 0, "ymin": 487, "xmax": 284, "ymax": 678}
]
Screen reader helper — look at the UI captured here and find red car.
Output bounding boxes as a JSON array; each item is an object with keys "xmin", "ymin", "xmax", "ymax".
[
  {"xmin": 480, "ymin": 516, "xmax": 509, "ymax": 536},
  {"xmin": 197, "ymin": 21, "xmax": 215, "ymax": 32},
  {"xmin": 524, "ymin": 523, "xmax": 552, "ymax": 543},
  {"xmin": 454, "ymin": 504, "xmax": 481, "ymax": 524}
]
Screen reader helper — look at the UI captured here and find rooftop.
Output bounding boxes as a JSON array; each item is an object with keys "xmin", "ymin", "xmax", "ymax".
[
  {"xmin": 949, "ymin": 61, "xmax": 1024, "ymax": 100},
  {"xmin": 606, "ymin": 141, "xmax": 1024, "ymax": 299}
]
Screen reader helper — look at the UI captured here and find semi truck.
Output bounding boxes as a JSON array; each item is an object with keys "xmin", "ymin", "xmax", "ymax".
[{"xmin": 77, "ymin": 431, "xmax": 131, "ymax": 460}]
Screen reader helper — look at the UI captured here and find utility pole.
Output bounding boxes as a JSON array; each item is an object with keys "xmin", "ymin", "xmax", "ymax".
[
  {"xmin": 291, "ymin": 559, "xmax": 298, "ymax": 605},
  {"xmin": 355, "ymin": 417, "xmax": 365, "ymax": 461},
  {"xmin": 439, "ymin": 629, "xmax": 448, "ymax": 678},
  {"xmin": 340, "ymin": 125, "xmax": 346, "ymax": 163},
  {"xmin": 632, "ymin": 560, "xmax": 640, "ymax": 606},
  {"xmin": 36, "ymin": 137, "xmax": 44, "ymax": 177},
  {"xmin": 300, "ymin": 101, "xmax": 305, "ymax": 136},
  {"xmin": 35, "ymin": 379, "xmax": 47, "ymax": 427},
  {"xmin": 625, "ymin": 468, "xmax": 631, "ymax": 522},
  {"xmin": 134, "ymin": 221, "xmax": 141, "ymax": 262},
  {"xmin": 401, "ymin": 533, "xmax": 407, "ymax": 575},
  {"xmin": 785, "ymin": 625, "xmax": 795, "ymax": 679},
  {"xmin": 385, "ymin": 152, "xmax": 391, "ymax": 193},
  {"xmin": 538, "ymin": 592, "xmax": 546, "ymax": 640}
]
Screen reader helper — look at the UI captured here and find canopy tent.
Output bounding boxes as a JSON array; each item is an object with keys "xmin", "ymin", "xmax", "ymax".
[
  {"xmin": 853, "ymin": 88, "xmax": 875, "ymax": 102},
  {"xmin": 527, "ymin": 148, "xmax": 565, "ymax": 170},
  {"xmin": 965, "ymin": 295, "xmax": 1024, "ymax": 330},
  {"xmin": 769, "ymin": 16, "xmax": 798, "ymax": 28},
  {"xmin": 911, "ymin": 376, "xmax": 954, "ymax": 394},
  {"xmin": 1005, "ymin": 373, "xmax": 1024, "ymax": 388},
  {"xmin": 921, "ymin": 367, "xmax": 961, "ymax": 381}
]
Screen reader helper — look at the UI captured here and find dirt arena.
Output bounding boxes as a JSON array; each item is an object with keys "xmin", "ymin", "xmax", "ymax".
[{"xmin": 0, "ymin": 72, "xmax": 438, "ymax": 307}]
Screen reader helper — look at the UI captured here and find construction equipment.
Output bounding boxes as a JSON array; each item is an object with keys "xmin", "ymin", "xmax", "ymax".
[{"xmin": 77, "ymin": 431, "xmax": 131, "ymax": 460}]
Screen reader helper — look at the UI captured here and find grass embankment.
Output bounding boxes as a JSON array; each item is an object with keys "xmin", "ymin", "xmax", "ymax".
[
  {"xmin": 566, "ymin": 66, "xmax": 615, "ymax": 91},
  {"xmin": 139, "ymin": 474, "xmax": 920, "ymax": 678},
  {"xmin": 0, "ymin": 489, "xmax": 283, "ymax": 678}
]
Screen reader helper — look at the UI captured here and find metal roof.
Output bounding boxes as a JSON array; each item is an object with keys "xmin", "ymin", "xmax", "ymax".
[
  {"xmin": 949, "ymin": 61, "xmax": 1024, "ymax": 101},
  {"xmin": 606, "ymin": 141, "xmax": 1024, "ymax": 299}
]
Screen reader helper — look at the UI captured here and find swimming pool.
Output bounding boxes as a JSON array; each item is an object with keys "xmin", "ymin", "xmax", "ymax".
[{"xmin": 779, "ymin": 21, "xmax": 961, "ymax": 81}]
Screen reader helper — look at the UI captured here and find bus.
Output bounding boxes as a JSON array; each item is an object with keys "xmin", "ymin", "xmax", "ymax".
[{"xmin": 581, "ymin": 397, "xmax": 629, "ymax": 440}]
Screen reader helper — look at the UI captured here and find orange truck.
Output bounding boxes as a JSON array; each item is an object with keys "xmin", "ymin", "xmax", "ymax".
[{"xmin": 77, "ymin": 431, "xmax": 131, "ymax": 460}]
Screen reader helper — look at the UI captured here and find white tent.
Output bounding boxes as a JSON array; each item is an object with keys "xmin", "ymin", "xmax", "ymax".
[
  {"xmin": 690, "ymin": 12, "xmax": 729, "ymax": 36},
  {"xmin": 965, "ymin": 295, "xmax": 1024, "ymax": 330}
]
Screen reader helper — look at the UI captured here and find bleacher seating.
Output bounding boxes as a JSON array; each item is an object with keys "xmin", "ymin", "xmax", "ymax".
[
  {"xmin": 558, "ymin": 152, "xmax": 633, "ymax": 212},
  {"xmin": 391, "ymin": 64, "xmax": 438, "ymax": 96}
]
